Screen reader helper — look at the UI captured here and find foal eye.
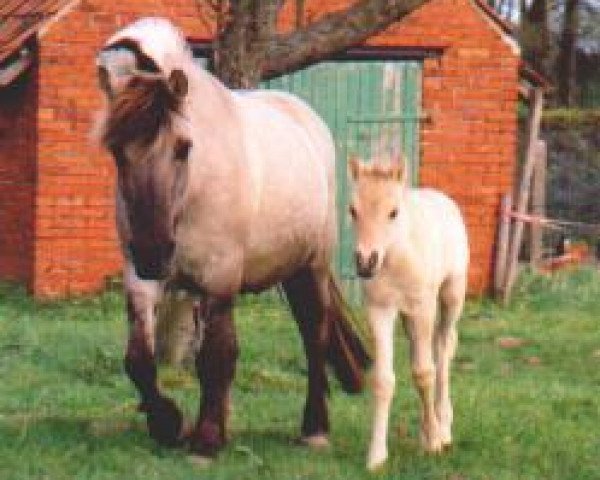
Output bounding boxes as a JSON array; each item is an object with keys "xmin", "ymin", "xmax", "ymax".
[
  {"xmin": 389, "ymin": 208, "xmax": 398, "ymax": 220},
  {"xmin": 174, "ymin": 138, "xmax": 192, "ymax": 162},
  {"xmin": 349, "ymin": 205, "xmax": 357, "ymax": 220}
]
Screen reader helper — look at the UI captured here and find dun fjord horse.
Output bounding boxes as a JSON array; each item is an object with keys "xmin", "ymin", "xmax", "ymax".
[
  {"xmin": 95, "ymin": 18, "xmax": 369, "ymax": 457},
  {"xmin": 348, "ymin": 157, "xmax": 469, "ymax": 470}
]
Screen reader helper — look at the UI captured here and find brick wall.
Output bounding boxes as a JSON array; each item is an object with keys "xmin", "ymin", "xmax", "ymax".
[
  {"xmin": 279, "ymin": 0, "xmax": 519, "ymax": 293},
  {"xmin": 389, "ymin": 0, "xmax": 519, "ymax": 293},
  {"xmin": 0, "ymin": 57, "xmax": 37, "ymax": 285},
  {"xmin": 7, "ymin": 0, "xmax": 518, "ymax": 296},
  {"xmin": 32, "ymin": 0, "xmax": 213, "ymax": 297}
]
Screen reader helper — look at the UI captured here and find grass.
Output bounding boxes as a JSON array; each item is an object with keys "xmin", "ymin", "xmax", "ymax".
[{"xmin": 1, "ymin": 268, "xmax": 599, "ymax": 479}]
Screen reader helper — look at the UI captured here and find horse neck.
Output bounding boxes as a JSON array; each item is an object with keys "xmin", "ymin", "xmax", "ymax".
[{"xmin": 186, "ymin": 66, "xmax": 236, "ymax": 123}]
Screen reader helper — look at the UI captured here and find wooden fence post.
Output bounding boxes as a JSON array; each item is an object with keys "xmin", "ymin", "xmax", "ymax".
[
  {"xmin": 494, "ymin": 193, "xmax": 512, "ymax": 299},
  {"xmin": 502, "ymin": 87, "xmax": 544, "ymax": 305},
  {"xmin": 530, "ymin": 140, "xmax": 547, "ymax": 267}
]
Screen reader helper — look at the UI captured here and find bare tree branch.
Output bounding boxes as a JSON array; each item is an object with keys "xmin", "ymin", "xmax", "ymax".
[{"xmin": 263, "ymin": 0, "xmax": 431, "ymax": 78}]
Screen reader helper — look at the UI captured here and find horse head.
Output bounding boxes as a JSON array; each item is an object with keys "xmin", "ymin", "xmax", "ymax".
[
  {"xmin": 348, "ymin": 155, "xmax": 408, "ymax": 279},
  {"xmin": 96, "ymin": 18, "xmax": 193, "ymax": 280}
]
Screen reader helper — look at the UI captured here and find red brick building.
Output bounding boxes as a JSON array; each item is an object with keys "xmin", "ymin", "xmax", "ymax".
[{"xmin": 0, "ymin": 0, "xmax": 522, "ymax": 297}]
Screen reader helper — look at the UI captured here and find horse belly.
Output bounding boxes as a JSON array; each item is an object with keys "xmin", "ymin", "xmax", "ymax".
[{"xmin": 241, "ymin": 175, "xmax": 328, "ymax": 289}]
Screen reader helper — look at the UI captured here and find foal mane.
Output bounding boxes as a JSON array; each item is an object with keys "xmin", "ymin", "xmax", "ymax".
[
  {"xmin": 101, "ymin": 72, "xmax": 182, "ymax": 149},
  {"xmin": 350, "ymin": 157, "xmax": 405, "ymax": 182}
]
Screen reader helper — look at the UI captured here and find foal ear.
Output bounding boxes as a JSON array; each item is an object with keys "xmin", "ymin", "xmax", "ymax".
[
  {"xmin": 168, "ymin": 69, "xmax": 188, "ymax": 99},
  {"xmin": 348, "ymin": 156, "xmax": 362, "ymax": 180},
  {"xmin": 390, "ymin": 155, "xmax": 408, "ymax": 184}
]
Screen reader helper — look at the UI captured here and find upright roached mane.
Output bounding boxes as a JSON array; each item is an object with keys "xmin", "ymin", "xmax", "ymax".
[{"xmin": 96, "ymin": 17, "xmax": 369, "ymax": 459}]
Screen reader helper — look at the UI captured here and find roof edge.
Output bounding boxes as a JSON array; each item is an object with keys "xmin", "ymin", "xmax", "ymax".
[
  {"xmin": 470, "ymin": 0, "xmax": 521, "ymax": 56},
  {"xmin": 0, "ymin": 0, "xmax": 79, "ymax": 65}
]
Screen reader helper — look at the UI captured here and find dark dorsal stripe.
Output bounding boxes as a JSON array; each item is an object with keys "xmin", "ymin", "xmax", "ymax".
[{"xmin": 103, "ymin": 38, "xmax": 161, "ymax": 73}]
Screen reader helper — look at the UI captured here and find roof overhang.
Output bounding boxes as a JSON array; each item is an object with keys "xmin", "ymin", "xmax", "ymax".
[
  {"xmin": 0, "ymin": 46, "xmax": 33, "ymax": 87},
  {"xmin": 519, "ymin": 60, "xmax": 552, "ymax": 99},
  {"xmin": 0, "ymin": 0, "xmax": 79, "ymax": 85}
]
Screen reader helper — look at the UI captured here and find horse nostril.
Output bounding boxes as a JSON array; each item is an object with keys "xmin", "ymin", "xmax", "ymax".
[
  {"xmin": 164, "ymin": 240, "xmax": 175, "ymax": 258},
  {"xmin": 367, "ymin": 251, "xmax": 378, "ymax": 270},
  {"xmin": 128, "ymin": 242, "xmax": 137, "ymax": 260}
]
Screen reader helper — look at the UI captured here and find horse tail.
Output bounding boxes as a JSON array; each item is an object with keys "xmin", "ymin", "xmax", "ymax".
[{"xmin": 325, "ymin": 272, "xmax": 372, "ymax": 394}]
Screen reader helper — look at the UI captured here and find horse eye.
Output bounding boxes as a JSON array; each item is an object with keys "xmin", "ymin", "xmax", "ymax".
[
  {"xmin": 349, "ymin": 205, "xmax": 357, "ymax": 220},
  {"xmin": 110, "ymin": 147, "xmax": 126, "ymax": 168},
  {"xmin": 174, "ymin": 138, "xmax": 191, "ymax": 162},
  {"xmin": 389, "ymin": 208, "xmax": 398, "ymax": 220}
]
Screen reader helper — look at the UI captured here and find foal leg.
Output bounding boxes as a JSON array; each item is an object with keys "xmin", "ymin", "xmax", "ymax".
[
  {"xmin": 123, "ymin": 268, "xmax": 183, "ymax": 446},
  {"xmin": 283, "ymin": 268, "xmax": 330, "ymax": 446},
  {"xmin": 366, "ymin": 305, "xmax": 397, "ymax": 471},
  {"xmin": 405, "ymin": 306, "xmax": 441, "ymax": 453},
  {"xmin": 189, "ymin": 297, "xmax": 239, "ymax": 457},
  {"xmin": 435, "ymin": 275, "xmax": 466, "ymax": 448}
]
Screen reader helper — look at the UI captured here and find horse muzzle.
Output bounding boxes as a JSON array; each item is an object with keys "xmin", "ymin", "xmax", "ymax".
[
  {"xmin": 355, "ymin": 250, "xmax": 379, "ymax": 279},
  {"xmin": 129, "ymin": 241, "xmax": 175, "ymax": 280}
]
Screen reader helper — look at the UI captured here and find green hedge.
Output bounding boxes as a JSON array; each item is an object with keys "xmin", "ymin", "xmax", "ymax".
[{"xmin": 541, "ymin": 108, "xmax": 600, "ymax": 128}]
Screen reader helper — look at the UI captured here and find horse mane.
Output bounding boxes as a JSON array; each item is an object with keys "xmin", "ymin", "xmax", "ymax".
[{"xmin": 101, "ymin": 73, "xmax": 182, "ymax": 149}]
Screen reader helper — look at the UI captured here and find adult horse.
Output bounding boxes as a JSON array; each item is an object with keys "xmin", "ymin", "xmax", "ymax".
[{"xmin": 95, "ymin": 18, "xmax": 369, "ymax": 457}]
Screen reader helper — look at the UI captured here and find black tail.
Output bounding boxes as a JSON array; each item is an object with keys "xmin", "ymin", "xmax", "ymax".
[{"xmin": 325, "ymin": 272, "xmax": 371, "ymax": 394}]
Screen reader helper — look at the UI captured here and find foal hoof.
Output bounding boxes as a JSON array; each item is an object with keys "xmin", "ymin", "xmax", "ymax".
[
  {"xmin": 367, "ymin": 452, "xmax": 388, "ymax": 471},
  {"xmin": 146, "ymin": 396, "xmax": 184, "ymax": 447},
  {"xmin": 422, "ymin": 439, "xmax": 443, "ymax": 455},
  {"xmin": 299, "ymin": 434, "xmax": 330, "ymax": 449},
  {"xmin": 187, "ymin": 454, "xmax": 214, "ymax": 468}
]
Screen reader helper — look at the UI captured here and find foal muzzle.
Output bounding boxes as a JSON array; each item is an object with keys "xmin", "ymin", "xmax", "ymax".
[{"xmin": 355, "ymin": 251, "xmax": 379, "ymax": 279}]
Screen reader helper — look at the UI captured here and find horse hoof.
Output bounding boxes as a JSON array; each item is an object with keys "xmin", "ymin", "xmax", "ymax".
[
  {"xmin": 146, "ymin": 396, "xmax": 184, "ymax": 447},
  {"xmin": 299, "ymin": 434, "xmax": 330, "ymax": 448},
  {"xmin": 188, "ymin": 420, "xmax": 224, "ymax": 457}
]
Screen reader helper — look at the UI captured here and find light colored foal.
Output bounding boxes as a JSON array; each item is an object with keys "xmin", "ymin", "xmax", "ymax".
[{"xmin": 348, "ymin": 157, "xmax": 469, "ymax": 470}]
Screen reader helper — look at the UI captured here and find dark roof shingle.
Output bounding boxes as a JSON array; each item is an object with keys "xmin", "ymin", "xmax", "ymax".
[{"xmin": 0, "ymin": 0, "xmax": 76, "ymax": 63}]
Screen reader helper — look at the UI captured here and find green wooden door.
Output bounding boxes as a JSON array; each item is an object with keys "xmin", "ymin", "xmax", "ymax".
[{"xmin": 263, "ymin": 60, "xmax": 422, "ymax": 301}]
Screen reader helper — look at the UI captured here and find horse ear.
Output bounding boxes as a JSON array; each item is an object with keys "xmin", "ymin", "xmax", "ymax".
[
  {"xmin": 349, "ymin": 156, "xmax": 362, "ymax": 180},
  {"xmin": 98, "ymin": 66, "xmax": 114, "ymax": 99},
  {"xmin": 169, "ymin": 69, "xmax": 188, "ymax": 99}
]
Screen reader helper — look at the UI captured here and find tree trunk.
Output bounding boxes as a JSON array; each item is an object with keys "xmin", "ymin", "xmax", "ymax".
[
  {"xmin": 520, "ymin": 0, "xmax": 550, "ymax": 77},
  {"xmin": 557, "ymin": 0, "xmax": 580, "ymax": 106},
  {"xmin": 213, "ymin": 0, "xmax": 284, "ymax": 88}
]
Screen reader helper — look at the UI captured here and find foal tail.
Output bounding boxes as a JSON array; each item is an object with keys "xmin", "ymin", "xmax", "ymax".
[{"xmin": 325, "ymin": 272, "xmax": 372, "ymax": 394}]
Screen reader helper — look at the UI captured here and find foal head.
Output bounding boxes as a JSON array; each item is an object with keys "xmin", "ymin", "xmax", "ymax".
[
  {"xmin": 97, "ymin": 39, "xmax": 192, "ymax": 280},
  {"xmin": 348, "ymin": 156, "xmax": 408, "ymax": 279}
]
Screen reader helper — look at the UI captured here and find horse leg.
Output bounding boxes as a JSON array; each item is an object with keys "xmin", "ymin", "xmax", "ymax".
[
  {"xmin": 124, "ymin": 272, "xmax": 184, "ymax": 446},
  {"xmin": 405, "ymin": 305, "xmax": 441, "ymax": 453},
  {"xmin": 366, "ymin": 305, "xmax": 397, "ymax": 471},
  {"xmin": 283, "ymin": 268, "xmax": 330, "ymax": 446},
  {"xmin": 189, "ymin": 297, "xmax": 238, "ymax": 457},
  {"xmin": 435, "ymin": 275, "xmax": 466, "ymax": 448}
]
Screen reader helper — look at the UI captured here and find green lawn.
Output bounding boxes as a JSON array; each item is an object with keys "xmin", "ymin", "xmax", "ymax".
[{"xmin": 1, "ymin": 269, "xmax": 599, "ymax": 479}]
